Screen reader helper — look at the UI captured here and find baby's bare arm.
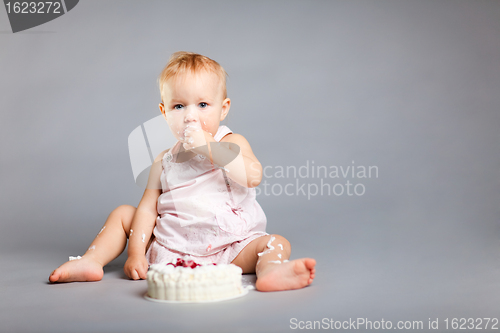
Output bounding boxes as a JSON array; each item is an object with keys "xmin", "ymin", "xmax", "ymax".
[
  {"xmin": 218, "ymin": 133, "xmax": 262, "ymax": 188},
  {"xmin": 124, "ymin": 150, "xmax": 164, "ymax": 279},
  {"xmin": 181, "ymin": 127, "xmax": 262, "ymax": 188},
  {"xmin": 189, "ymin": 132, "xmax": 261, "ymax": 188}
]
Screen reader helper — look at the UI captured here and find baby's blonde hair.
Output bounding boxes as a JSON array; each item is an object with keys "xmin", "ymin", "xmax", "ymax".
[{"xmin": 158, "ymin": 51, "xmax": 227, "ymax": 102}]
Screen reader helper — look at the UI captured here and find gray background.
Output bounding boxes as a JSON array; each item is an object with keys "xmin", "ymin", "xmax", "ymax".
[{"xmin": 1, "ymin": 1, "xmax": 499, "ymax": 332}]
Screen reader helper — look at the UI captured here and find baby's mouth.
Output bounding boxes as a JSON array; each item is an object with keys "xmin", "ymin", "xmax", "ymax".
[
  {"xmin": 185, "ymin": 123, "xmax": 201, "ymax": 130},
  {"xmin": 178, "ymin": 124, "xmax": 202, "ymax": 141},
  {"xmin": 183, "ymin": 124, "xmax": 201, "ymax": 134}
]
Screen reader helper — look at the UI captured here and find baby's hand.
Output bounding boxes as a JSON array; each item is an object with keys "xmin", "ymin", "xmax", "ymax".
[
  {"xmin": 124, "ymin": 255, "xmax": 149, "ymax": 280},
  {"xmin": 181, "ymin": 125, "xmax": 213, "ymax": 154}
]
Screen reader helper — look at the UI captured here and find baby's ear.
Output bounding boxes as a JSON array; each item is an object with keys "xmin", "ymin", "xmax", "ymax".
[
  {"xmin": 220, "ymin": 98, "xmax": 231, "ymax": 121},
  {"xmin": 159, "ymin": 103, "xmax": 166, "ymax": 116}
]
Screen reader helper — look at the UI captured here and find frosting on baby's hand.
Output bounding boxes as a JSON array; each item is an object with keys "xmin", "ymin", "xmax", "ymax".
[{"xmin": 181, "ymin": 124, "xmax": 212, "ymax": 152}]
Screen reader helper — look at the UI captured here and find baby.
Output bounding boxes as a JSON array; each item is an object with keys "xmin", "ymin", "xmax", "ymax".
[{"xmin": 49, "ymin": 52, "xmax": 316, "ymax": 292}]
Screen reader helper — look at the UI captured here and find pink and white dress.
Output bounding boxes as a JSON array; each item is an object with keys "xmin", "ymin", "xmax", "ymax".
[{"xmin": 146, "ymin": 125, "xmax": 268, "ymax": 265}]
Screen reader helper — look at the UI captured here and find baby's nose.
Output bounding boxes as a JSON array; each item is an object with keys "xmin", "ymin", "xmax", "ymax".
[{"xmin": 184, "ymin": 105, "xmax": 199, "ymax": 122}]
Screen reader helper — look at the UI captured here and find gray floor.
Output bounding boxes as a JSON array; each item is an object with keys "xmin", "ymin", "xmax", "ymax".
[
  {"xmin": 1, "ymin": 1, "xmax": 500, "ymax": 332},
  {"xmin": 2, "ymin": 249, "xmax": 500, "ymax": 333}
]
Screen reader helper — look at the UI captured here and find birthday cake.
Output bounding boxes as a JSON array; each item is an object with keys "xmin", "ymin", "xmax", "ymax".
[{"xmin": 146, "ymin": 258, "xmax": 244, "ymax": 302}]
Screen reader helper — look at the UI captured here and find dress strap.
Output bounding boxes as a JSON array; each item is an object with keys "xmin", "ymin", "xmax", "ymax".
[{"xmin": 213, "ymin": 125, "xmax": 232, "ymax": 142}]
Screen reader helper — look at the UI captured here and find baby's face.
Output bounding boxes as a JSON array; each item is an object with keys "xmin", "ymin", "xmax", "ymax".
[{"xmin": 160, "ymin": 71, "xmax": 229, "ymax": 142}]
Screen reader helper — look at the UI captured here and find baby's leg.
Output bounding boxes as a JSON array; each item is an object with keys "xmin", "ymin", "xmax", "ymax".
[
  {"xmin": 49, "ymin": 205, "xmax": 136, "ymax": 283},
  {"xmin": 231, "ymin": 234, "xmax": 316, "ymax": 292}
]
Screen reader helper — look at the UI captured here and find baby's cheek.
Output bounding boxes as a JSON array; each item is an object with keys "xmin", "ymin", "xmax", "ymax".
[
  {"xmin": 200, "ymin": 118, "xmax": 208, "ymax": 128},
  {"xmin": 201, "ymin": 120, "xmax": 215, "ymax": 136},
  {"xmin": 168, "ymin": 124, "xmax": 183, "ymax": 140}
]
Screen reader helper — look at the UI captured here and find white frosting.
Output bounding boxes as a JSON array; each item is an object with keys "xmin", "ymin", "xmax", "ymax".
[
  {"xmin": 257, "ymin": 236, "xmax": 276, "ymax": 257},
  {"xmin": 147, "ymin": 261, "xmax": 243, "ymax": 301}
]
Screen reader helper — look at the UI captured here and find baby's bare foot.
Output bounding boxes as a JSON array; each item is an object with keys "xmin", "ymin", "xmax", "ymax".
[
  {"xmin": 256, "ymin": 258, "xmax": 316, "ymax": 292},
  {"xmin": 49, "ymin": 257, "xmax": 104, "ymax": 283}
]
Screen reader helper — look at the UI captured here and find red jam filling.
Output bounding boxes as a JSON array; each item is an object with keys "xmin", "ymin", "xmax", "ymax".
[{"xmin": 166, "ymin": 258, "xmax": 217, "ymax": 269}]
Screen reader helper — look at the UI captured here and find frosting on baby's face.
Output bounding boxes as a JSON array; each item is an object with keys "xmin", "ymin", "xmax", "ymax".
[{"xmin": 159, "ymin": 71, "xmax": 230, "ymax": 142}]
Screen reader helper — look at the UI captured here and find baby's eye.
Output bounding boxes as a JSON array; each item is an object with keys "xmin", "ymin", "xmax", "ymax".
[
  {"xmin": 173, "ymin": 104, "xmax": 184, "ymax": 110},
  {"xmin": 199, "ymin": 102, "xmax": 208, "ymax": 108}
]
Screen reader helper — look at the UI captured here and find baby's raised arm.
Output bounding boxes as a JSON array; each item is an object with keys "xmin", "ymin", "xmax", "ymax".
[
  {"xmin": 218, "ymin": 133, "xmax": 262, "ymax": 188},
  {"xmin": 181, "ymin": 128, "xmax": 262, "ymax": 188},
  {"xmin": 123, "ymin": 150, "xmax": 164, "ymax": 280}
]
